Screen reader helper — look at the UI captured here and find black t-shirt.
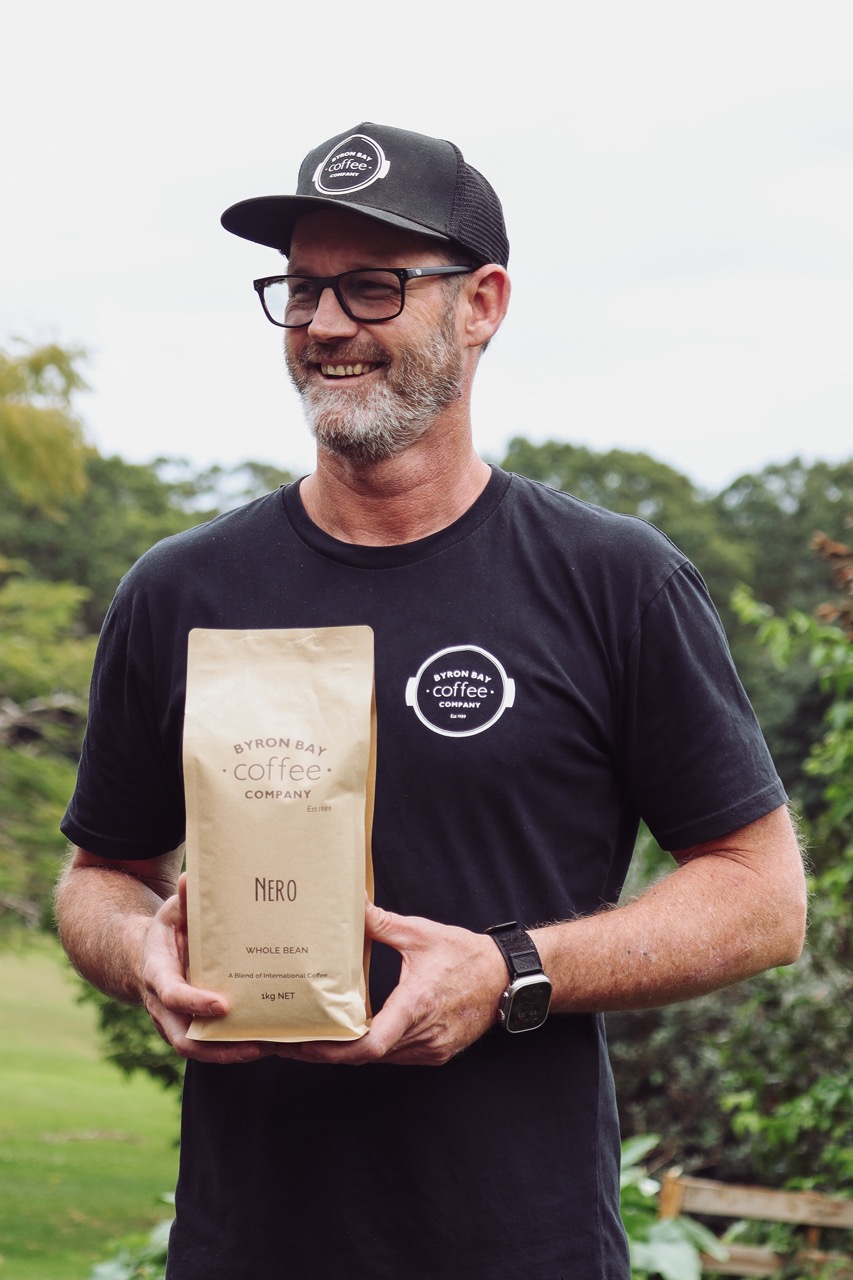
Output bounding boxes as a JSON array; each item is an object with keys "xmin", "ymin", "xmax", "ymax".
[{"xmin": 62, "ymin": 468, "xmax": 785, "ymax": 1279}]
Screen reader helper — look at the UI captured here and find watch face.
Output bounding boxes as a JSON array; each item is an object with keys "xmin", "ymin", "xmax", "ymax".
[{"xmin": 505, "ymin": 976, "xmax": 552, "ymax": 1033}]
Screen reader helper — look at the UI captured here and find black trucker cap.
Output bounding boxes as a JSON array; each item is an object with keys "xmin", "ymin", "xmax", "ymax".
[{"xmin": 221, "ymin": 122, "xmax": 509, "ymax": 267}]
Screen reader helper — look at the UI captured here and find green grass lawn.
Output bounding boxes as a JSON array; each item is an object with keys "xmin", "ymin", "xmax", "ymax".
[{"xmin": 0, "ymin": 937, "xmax": 179, "ymax": 1280}]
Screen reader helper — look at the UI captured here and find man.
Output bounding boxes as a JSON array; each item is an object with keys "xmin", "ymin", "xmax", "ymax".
[{"xmin": 56, "ymin": 123, "xmax": 806, "ymax": 1279}]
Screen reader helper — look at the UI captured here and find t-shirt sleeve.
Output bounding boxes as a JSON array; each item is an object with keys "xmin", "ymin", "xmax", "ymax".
[
  {"xmin": 60, "ymin": 588, "xmax": 187, "ymax": 860},
  {"xmin": 618, "ymin": 561, "xmax": 787, "ymax": 850}
]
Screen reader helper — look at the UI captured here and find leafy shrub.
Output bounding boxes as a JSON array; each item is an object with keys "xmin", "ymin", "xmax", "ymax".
[
  {"xmin": 89, "ymin": 1209, "xmax": 171, "ymax": 1280},
  {"xmin": 621, "ymin": 1135, "xmax": 725, "ymax": 1280}
]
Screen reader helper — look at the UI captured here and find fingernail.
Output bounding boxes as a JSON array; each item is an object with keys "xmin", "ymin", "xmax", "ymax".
[{"xmin": 208, "ymin": 1001, "xmax": 226, "ymax": 1016}]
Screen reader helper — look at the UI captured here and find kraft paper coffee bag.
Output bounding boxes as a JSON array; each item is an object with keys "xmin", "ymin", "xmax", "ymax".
[{"xmin": 183, "ymin": 626, "xmax": 375, "ymax": 1042}]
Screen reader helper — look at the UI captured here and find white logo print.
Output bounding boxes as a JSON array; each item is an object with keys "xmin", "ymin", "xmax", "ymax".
[
  {"xmin": 313, "ymin": 134, "xmax": 391, "ymax": 195},
  {"xmin": 405, "ymin": 645, "xmax": 516, "ymax": 738}
]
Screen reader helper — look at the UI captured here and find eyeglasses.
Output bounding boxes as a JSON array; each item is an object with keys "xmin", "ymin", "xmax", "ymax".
[{"xmin": 252, "ymin": 266, "xmax": 475, "ymax": 328}]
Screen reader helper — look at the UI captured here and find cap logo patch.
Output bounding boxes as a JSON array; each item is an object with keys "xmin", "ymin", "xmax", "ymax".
[{"xmin": 313, "ymin": 133, "xmax": 391, "ymax": 195}]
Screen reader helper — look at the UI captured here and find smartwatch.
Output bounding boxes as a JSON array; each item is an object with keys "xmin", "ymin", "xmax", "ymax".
[{"xmin": 486, "ymin": 921, "xmax": 552, "ymax": 1033}]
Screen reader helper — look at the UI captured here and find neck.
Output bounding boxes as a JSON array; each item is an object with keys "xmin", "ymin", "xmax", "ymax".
[{"xmin": 299, "ymin": 422, "xmax": 491, "ymax": 546}]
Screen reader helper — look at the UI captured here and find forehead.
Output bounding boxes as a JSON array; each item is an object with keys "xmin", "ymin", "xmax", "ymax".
[{"xmin": 288, "ymin": 207, "xmax": 452, "ymax": 268}]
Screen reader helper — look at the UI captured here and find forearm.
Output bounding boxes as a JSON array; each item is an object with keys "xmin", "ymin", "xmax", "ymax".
[
  {"xmin": 55, "ymin": 848, "xmax": 180, "ymax": 1004},
  {"xmin": 56, "ymin": 847, "xmax": 278, "ymax": 1066},
  {"xmin": 270, "ymin": 811, "xmax": 805, "ymax": 1069},
  {"xmin": 533, "ymin": 810, "xmax": 806, "ymax": 1013}
]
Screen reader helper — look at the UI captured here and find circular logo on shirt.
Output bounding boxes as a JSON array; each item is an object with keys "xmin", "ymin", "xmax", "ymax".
[
  {"xmin": 313, "ymin": 134, "xmax": 391, "ymax": 195},
  {"xmin": 405, "ymin": 646, "xmax": 516, "ymax": 738}
]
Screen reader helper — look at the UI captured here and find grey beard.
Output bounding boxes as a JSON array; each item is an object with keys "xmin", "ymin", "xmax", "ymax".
[{"xmin": 286, "ymin": 311, "xmax": 464, "ymax": 465}]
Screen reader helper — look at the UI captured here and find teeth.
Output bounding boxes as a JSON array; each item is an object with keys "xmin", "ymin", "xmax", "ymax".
[{"xmin": 320, "ymin": 362, "xmax": 375, "ymax": 377}]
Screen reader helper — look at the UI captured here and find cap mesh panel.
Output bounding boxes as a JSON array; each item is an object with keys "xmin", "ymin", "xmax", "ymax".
[{"xmin": 447, "ymin": 143, "xmax": 509, "ymax": 267}]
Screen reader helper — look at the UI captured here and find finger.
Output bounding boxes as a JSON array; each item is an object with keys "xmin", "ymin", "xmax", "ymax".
[
  {"xmin": 292, "ymin": 986, "xmax": 422, "ymax": 1066},
  {"xmin": 147, "ymin": 967, "xmax": 230, "ymax": 1019},
  {"xmin": 142, "ymin": 936, "xmax": 230, "ymax": 1018},
  {"xmin": 177, "ymin": 872, "xmax": 189, "ymax": 928},
  {"xmin": 176, "ymin": 1031, "xmax": 281, "ymax": 1065},
  {"xmin": 183, "ymin": 1041, "xmax": 280, "ymax": 1066},
  {"xmin": 364, "ymin": 900, "xmax": 433, "ymax": 951},
  {"xmin": 147, "ymin": 994, "xmax": 279, "ymax": 1064},
  {"xmin": 172, "ymin": 1028, "xmax": 279, "ymax": 1065},
  {"xmin": 357, "ymin": 985, "xmax": 422, "ymax": 1058},
  {"xmin": 157, "ymin": 890, "xmax": 185, "ymax": 931}
]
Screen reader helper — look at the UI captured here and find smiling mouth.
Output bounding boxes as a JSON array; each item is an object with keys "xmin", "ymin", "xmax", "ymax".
[{"xmin": 319, "ymin": 361, "xmax": 380, "ymax": 378}]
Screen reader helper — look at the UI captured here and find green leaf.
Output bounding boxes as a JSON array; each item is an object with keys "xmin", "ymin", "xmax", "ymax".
[
  {"xmin": 621, "ymin": 1133, "xmax": 661, "ymax": 1170},
  {"xmin": 631, "ymin": 1233, "xmax": 702, "ymax": 1280}
]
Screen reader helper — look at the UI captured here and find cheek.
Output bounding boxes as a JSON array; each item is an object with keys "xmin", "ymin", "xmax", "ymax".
[{"xmin": 284, "ymin": 333, "xmax": 308, "ymax": 379}]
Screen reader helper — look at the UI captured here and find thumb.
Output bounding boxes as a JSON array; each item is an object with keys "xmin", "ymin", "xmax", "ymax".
[
  {"xmin": 364, "ymin": 899, "xmax": 422, "ymax": 949},
  {"xmin": 364, "ymin": 898, "xmax": 395, "ymax": 939},
  {"xmin": 177, "ymin": 871, "xmax": 189, "ymax": 923}
]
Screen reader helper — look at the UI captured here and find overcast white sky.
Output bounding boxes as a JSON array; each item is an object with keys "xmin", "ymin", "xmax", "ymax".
[{"xmin": 3, "ymin": 0, "xmax": 851, "ymax": 493}]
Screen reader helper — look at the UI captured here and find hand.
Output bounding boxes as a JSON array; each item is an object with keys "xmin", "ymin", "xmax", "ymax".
[
  {"xmin": 277, "ymin": 901, "xmax": 508, "ymax": 1067},
  {"xmin": 140, "ymin": 874, "xmax": 279, "ymax": 1066}
]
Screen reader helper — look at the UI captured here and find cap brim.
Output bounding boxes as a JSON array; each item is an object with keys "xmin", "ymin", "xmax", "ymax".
[{"xmin": 220, "ymin": 194, "xmax": 454, "ymax": 255}]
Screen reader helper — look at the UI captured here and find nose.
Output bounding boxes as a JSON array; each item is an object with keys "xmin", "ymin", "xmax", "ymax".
[{"xmin": 306, "ymin": 284, "xmax": 360, "ymax": 341}]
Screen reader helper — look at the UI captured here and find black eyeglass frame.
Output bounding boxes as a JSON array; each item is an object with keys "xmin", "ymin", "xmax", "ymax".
[{"xmin": 252, "ymin": 265, "xmax": 476, "ymax": 328}]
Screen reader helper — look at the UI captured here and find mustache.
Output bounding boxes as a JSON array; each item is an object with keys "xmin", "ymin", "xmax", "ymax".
[{"xmin": 295, "ymin": 339, "xmax": 391, "ymax": 367}]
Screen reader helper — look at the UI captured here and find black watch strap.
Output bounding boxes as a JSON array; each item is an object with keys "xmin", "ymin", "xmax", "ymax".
[{"xmin": 486, "ymin": 921, "xmax": 544, "ymax": 979}]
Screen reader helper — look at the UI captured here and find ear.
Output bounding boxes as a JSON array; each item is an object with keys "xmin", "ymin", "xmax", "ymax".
[{"xmin": 461, "ymin": 265, "xmax": 511, "ymax": 349}]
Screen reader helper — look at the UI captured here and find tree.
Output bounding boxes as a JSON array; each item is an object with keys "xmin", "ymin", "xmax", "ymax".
[
  {"xmin": 0, "ymin": 341, "xmax": 89, "ymax": 514},
  {"xmin": 713, "ymin": 458, "xmax": 853, "ymax": 617},
  {"xmin": 712, "ymin": 461, "xmax": 853, "ymax": 817},
  {"xmin": 0, "ymin": 454, "xmax": 297, "ymax": 633},
  {"xmin": 0, "ymin": 576, "xmax": 95, "ymax": 933},
  {"xmin": 0, "ymin": 453, "xmax": 213, "ymax": 632},
  {"xmin": 153, "ymin": 458, "xmax": 297, "ymax": 514},
  {"xmin": 720, "ymin": 594, "xmax": 852, "ymax": 1189},
  {"xmin": 813, "ymin": 529, "xmax": 853, "ymax": 639}
]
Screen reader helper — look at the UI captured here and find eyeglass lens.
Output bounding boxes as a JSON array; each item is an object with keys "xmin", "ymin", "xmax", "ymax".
[{"xmin": 263, "ymin": 270, "xmax": 405, "ymax": 327}]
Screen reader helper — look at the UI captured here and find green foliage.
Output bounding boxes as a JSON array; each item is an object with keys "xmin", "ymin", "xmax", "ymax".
[
  {"xmin": 0, "ymin": 452, "xmax": 213, "ymax": 632},
  {"xmin": 0, "ymin": 576, "xmax": 95, "ymax": 705},
  {"xmin": 715, "ymin": 460, "xmax": 853, "ymax": 616},
  {"xmin": 89, "ymin": 1215, "xmax": 171, "ymax": 1280},
  {"xmin": 76, "ymin": 986, "xmax": 185, "ymax": 1093},
  {"xmin": 714, "ymin": 959, "xmax": 851, "ymax": 1188},
  {"xmin": 0, "ymin": 340, "xmax": 89, "ymax": 512},
  {"xmin": 724, "ymin": 1072, "xmax": 853, "ymax": 1190},
  {"xmin": 0, "ymin": 452, "xmax": 296, "ymax": 633},
  {"xmin": 621, "ymin": 1135, "xmax": 726, "ymax": 1280},
  {"xmin": 719, "ymin": 1217, "xmax": 853, "ymax": 1280},
  {"xmin": 733, "ymin": 590, "xmax": 853, "ymax": 885},
  {"xmin": 155, "ymin": 457, "xmax": 296, "ymax": 514},
  {"xmin": 0, "ymin": 574, "xmax": 95, "ymax": 934},
  {"xmin": 609, "ymin": 997, "xmax": 730, "ymax": 1174},
  {"xmin": 0, "ymin": 747, "xmax": 80, "ymax": 932},
  {"xmin": 722, "ymin": 595, "xmax": 853, "ymax": 1191}
]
